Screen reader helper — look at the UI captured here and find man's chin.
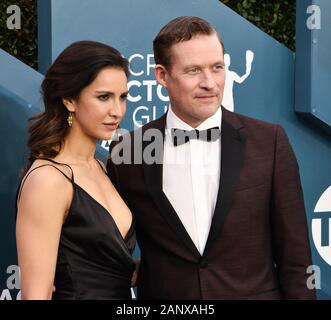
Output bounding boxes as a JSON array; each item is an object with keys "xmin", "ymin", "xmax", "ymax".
[{"xmin": 198, "ymin": 105, "xmax": 219, "ymax": 118}]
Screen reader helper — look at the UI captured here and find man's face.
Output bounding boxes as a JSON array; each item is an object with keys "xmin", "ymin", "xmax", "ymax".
[{"xmin": 156, "ymin": 33, "xmax": 225, "ymax": 128}]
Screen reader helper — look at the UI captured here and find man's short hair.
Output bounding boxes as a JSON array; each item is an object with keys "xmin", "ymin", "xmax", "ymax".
[{"xmin": 153, "ymin": 16, "xmax": 224, "ymax": 70}]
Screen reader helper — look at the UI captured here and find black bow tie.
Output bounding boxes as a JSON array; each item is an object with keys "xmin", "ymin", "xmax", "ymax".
[{"xmin": 171, "ymin": 126, "xmax": 221, "ymax": 146}]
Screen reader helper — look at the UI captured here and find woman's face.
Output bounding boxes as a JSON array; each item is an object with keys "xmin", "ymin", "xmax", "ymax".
[{"xmin": 69, "ymin": 66, "xmax": 128, "ymax": 141}]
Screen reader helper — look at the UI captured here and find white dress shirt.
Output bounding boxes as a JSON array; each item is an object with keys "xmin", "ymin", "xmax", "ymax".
[{"xmin": 163, "ymin": 106, "xmax": 222, "ymax": 254}]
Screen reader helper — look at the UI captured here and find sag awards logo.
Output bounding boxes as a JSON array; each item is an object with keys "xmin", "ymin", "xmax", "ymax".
[
  {"xmin": 128, "ymin": 53, "xmax": 169, "ymax": 129},
  {"xmin": 312, "ymin": 186, "xmax": 331, "ymax": 266},
  {"xmin": 0, "ymin": 265, "xmax": 21, "ymax": 300}
]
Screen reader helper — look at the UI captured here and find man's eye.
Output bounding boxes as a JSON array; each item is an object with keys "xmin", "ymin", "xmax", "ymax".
[
  {"xmin": 214, "ymin": 65, "xmax": 224, "ymax": 71},
  {"xmin": 189, "ymin": 68, "xmax": 199, "ymax": 74},
  {"xmin": 98, "ymin": 95, "xmax": 109, "ymax": 101},
  {"xmin": 120, "ymin": 94, "xmax": 128, "ymax": 101}
]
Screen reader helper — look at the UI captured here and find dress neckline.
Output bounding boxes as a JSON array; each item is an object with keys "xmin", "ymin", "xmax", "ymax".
[
  {"xmin": 73, "ymin": 181, "xmax": 134, "ymax": 246},
  {"xmin": 37, "ymin": 157, "xmax": 134, "ymax": 249}
]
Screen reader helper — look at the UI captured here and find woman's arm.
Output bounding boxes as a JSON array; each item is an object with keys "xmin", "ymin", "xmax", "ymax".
[{"xmin": 16, "ymin": 166, "xmax": 72, "ymax": 300}]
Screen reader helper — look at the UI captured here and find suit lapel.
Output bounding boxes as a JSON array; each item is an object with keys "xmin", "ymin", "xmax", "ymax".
[
  {"xmin": 203, "ymin": 108, "xmax": 246, "ymax": 256},
  {"xmin": 142, "ymin": 114, "xmax": 201, "ymax": 259}
]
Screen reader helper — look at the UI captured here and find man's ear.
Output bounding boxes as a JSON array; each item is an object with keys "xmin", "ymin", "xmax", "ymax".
[
  {"xmin": 154, "ymin": 64, "xmax": 168, "ymax": 88},
  {"xmin": 62, "ymin": 98, "xmax": 76, "ymax": 112}
]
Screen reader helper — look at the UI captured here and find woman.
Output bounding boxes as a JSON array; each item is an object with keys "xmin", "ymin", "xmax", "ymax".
[{"xmin": 16, "ymin": 41, "xmax": 136, "ymax": 300}]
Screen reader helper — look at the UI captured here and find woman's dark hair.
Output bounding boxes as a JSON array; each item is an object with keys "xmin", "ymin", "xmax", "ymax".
[{"xmin": 27, "ymin": 40, "xmax": 129, "ymax": 169}]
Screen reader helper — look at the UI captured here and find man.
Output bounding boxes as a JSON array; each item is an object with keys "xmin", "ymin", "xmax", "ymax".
[{"xmin": 107, "ymin": 16, "xmax": 315, "ymax": 299}]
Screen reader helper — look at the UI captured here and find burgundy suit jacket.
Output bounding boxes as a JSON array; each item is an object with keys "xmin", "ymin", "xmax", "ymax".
[{"xmin": 107, "ymin": 107, "xmax": 315, "ymax": 300}]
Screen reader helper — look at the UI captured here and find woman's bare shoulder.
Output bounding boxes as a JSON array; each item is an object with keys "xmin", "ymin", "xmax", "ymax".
[{"xmin": 18, "ymin": 160, "xmax": 73, "ymax": 216}]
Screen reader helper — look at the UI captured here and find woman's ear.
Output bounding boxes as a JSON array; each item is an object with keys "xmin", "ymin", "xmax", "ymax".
[{"xmin": 62, "ymin": 98, "xmax": 76, "ymax": 112}]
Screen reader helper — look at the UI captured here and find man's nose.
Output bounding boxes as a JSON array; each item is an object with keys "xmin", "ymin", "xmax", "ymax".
[{"xmin": 199, "ymin": 71, "xmax": 216, "ymax": 90}]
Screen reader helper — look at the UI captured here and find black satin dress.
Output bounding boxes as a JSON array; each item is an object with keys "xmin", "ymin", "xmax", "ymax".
[{"xmin": 18, "ymin": 159, "xmax": 136, "ymax": 300}]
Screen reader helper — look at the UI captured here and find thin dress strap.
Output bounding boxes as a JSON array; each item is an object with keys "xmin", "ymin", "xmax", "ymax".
[
  {"xmin": 17, "ymin": 161, "xmax": 74, "ymax": 203},
  {"xmin": 37, "ymin": 157, "xmax": 75, "ymax": 180},
  {"xmin": 39, "ymin": 157, "xmax": 105, "ymax": 175}
]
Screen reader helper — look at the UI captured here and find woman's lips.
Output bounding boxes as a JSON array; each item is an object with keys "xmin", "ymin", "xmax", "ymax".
[{"xmin": 103, "ymin": 122, "xmax": 119, "ymax": 130}]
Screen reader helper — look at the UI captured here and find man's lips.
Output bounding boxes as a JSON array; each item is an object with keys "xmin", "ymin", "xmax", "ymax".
[{"xmin": 195, "ymin": 95, "xmax": 217, "ymax": 99}]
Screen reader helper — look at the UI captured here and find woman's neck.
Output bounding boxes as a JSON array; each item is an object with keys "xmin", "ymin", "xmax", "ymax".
[{"xmin": 56, "ymin": 128, "xmax": 97, "ymax": 167}]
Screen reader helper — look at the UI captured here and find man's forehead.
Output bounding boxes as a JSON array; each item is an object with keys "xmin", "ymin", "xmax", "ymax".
[
  {"xmin": 171, "ymin": 48, "xmax": 224, "ymax": 68},
  {"xmin": 171, "ymin": 35, "xmax": 223, "ymax": 55},
  {"xmin": 174, "ymin": 33, "xmax": 221, "ymax": 46}
]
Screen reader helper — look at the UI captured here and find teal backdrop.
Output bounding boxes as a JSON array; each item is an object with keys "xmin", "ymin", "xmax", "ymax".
[{"xmin": 0, "ymin": 0, "xmax": 330, "ymax": 299}]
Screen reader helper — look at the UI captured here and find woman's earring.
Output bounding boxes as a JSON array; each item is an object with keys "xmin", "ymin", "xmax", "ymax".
[{"xmin": 67, "ymin": 112, "xmax": 73, "ymax": 127}]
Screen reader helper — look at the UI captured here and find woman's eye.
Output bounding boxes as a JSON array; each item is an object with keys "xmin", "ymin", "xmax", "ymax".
[{"xmin": 98, "ymin": 95, "xmax": 109, "ymax": 101}]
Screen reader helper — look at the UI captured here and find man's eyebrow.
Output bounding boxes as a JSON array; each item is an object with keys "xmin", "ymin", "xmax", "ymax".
[
  {"xmin": 183, "ymin": 61, "xmax": 225, "ymax": 69},
  {"xmin": 183, "ymin": 64, "xmax": 199, "ymax": 69}
]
